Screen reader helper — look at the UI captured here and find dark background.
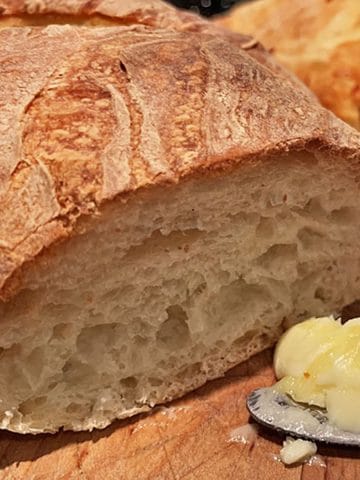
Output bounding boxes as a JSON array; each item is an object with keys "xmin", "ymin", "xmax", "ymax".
[{"xmin": 166, "ymin": 0, "xmax": 250, "ymax": 16}]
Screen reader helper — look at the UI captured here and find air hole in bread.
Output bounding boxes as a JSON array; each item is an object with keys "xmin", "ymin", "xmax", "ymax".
[
  {"xmin": 51, "ymin": 323, "xmax": 73, "ymax": 341},
  {"xmin": 303, "ymin": 198, "xmax": 327, "ymax": 218},
  {"xmin": 156, "ymin": 305, "xmax": 190, "ymax": 350},
  {"xmin": 77, "ymin": 324, "xmax": 118, "ymax": 354},
  {"xmin": 149, "ymin": 377, "xmax": 163, "ymax": 387},
  {"xmin": 256, "ymin": 244, "xmax": 298, "ymax": 277},
  {"xmin": 18, "ymin": 396, "xmax": 47, "ymax": 416},
  {"xmin": 120, "ymin": 377, "xmax": 138, "ymax": 389},
  {"xmin": 24, "ymin": 347, "xmax": 46, "ymax": 385},
  {"xmin": 65, "ymin": 402, "xmax": 84, "ymax": 414},
  {"xmin": 206, "ymin": 279, "xmax": 273, "ymax": 332},
  {"xmin": 330, "ymin": 206, "xmax": 358, "ymax": 225},
  {"xmin": 62, "ymin": 358, "xmax": 95, "ymax": 385},
  {"xmin": 232, "ymin": 329, "xmax": 258, "ymax": 349},
  {"xmin": 256, "ymin": 216, "xmax": 276, "ymax": 238},
  {"xmin": 314, "ymin": 287, "xmax": 327, "ymax": 302},
  {"xmin": 175, "ymin": 362, "xmax": 202, "ymax": 382},
  {"xmin": 297, "ymin": 227, "xmax": 325, "ymax": 251},
  {"xmin": 133, "ymin": 335, "xmax": 149, "ymax": 347}
]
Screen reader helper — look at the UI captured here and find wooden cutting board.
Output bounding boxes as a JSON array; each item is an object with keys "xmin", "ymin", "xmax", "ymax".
[{"xmin": 0, "ymin": 350, "xmax": 358, "ymax": 480}]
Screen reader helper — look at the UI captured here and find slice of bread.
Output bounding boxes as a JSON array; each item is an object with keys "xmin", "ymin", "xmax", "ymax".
[{"xmin": 0, "ymin": 1, "xmax": 360, "ymax": 433}]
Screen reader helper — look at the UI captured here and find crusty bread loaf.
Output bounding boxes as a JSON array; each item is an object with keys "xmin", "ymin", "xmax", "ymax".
[
  {"xmin": 216, "ymin": 0, "xmax": 360, "ymax": 129},
  {"xmin": 1, "ymin": 0, "xmax": 360, "ymax": 434}
]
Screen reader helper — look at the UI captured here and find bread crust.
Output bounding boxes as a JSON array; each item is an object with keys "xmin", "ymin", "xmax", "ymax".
[
  {"xmin": 0, "ymin": 0, "xmax": 360, "ymax": 302},
  {"xmin": 216, "ymin": 0, "xmax": 360, "ymax": 129}
]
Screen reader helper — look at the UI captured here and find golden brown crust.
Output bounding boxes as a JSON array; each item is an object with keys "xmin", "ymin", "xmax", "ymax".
[
  {"xmin": 0, "ymin": 0, "xmax": 360, "ymax": 301},
  {"xmin": 216, "ymin": 0, "xmax": 360, "ymax": 129}
]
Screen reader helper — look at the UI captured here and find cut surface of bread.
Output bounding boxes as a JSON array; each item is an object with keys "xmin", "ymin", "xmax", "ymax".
[
  {"xmin": 0, "ymin": 0, "xmax": 360, "ymax": 433},
  {"xmin": 216, "ymin": 0, "xmax": 360, "ymax": 129},
  {"xmin": 2, "ymin": 152, "xmax": 360, "ymax": 433}
]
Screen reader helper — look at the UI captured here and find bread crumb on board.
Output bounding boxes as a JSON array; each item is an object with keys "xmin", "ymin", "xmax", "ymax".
[{"xmin": 228, "ymin": 423, "xmax": 259, "ymax": 446}]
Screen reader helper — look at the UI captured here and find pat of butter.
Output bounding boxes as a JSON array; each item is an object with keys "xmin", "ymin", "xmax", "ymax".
[
  {"xmin": 280, "ymin": 437, "xmax": 317, "ymax": 465},
  {"xmin": 274, "ymin": 316, "xmax": 360, "ymax": 433}
]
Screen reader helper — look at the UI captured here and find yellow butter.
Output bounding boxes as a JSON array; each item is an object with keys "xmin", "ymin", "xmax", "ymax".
[
  {"xmin": 280, "ymin": 437, "xmax": 317, "ymax": 465},
  {"xmin": 274, "ymin": 316, "xmax": 360, "ymax": 433}
]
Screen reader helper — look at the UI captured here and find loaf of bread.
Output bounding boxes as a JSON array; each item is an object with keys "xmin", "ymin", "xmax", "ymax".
[
  {"xmin": 216, "ymin": 0, "xmax": 360, "ymax": 130},
  {"xmin": 1, "ymin": 0, "xmax": 360, "ymax": 434}
]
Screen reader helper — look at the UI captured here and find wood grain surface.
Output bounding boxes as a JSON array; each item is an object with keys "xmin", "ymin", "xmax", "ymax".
[{"xmin": 0, "ymin": 349, "xmax": 358, "ymax": 479}]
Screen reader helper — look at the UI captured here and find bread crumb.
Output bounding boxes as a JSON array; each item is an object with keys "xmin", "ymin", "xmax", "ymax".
[
  {"xmin": 307, "ymin": 454, "xmax": 327, "ymax": 468},
  {"xmin": 228, "ymin": 423, "xmax": 259, "ymax": 446}
]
